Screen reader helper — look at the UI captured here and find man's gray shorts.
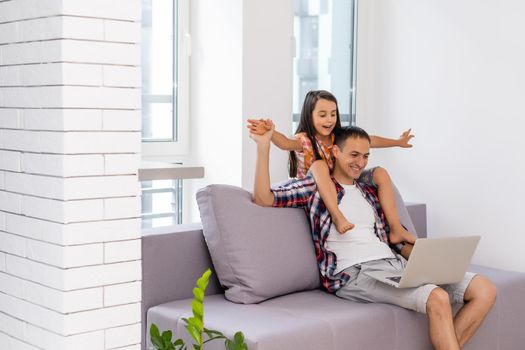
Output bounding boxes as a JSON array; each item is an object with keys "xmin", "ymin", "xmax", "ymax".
[{"xmin": 336, "ymin": 255, "xmax": 476, "ymax": 314}]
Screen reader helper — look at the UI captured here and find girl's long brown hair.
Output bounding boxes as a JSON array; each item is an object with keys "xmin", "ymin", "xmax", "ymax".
[{"xmin": 289, "ymin": 90, "xmax": 342, "ymax": 178}]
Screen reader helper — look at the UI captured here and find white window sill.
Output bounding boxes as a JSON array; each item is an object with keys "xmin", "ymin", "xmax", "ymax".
[{"xmin": 139, "ymin": 160, "xmax": 204, "ymax": 181}]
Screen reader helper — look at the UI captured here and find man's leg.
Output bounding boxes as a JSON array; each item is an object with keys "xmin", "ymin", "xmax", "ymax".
[
  {"xmin": 337, "ymin": 258, "xmax": 461, "ymax": 349},
  {"xmin": 310, "ymin": 160, "xmax": 354, "ymax": 233},
  {"xmin": 452, "ymin": 275, "xmax": 497, "ymax": 347},
  {"xmin": 426, "ymin": 288, "xmax": 460, "ymax": 350},
  {"xmin": 372, "ymin": 167, "xmax": 416, "ymax": 244}
]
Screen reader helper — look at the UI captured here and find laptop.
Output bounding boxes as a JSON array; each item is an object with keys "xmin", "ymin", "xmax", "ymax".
[{"xmin": 364, "ymin": 236, "xmax": 480, "ymax": 288}]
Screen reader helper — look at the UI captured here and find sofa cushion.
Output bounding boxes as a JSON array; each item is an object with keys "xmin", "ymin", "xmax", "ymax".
[
  {"xmin": 196, "ymin": 184, "xmax": 320, "ymax": 304},
  {"xmin": 147, "ymin": 264, "xmax": 525, "ymax": 350}
]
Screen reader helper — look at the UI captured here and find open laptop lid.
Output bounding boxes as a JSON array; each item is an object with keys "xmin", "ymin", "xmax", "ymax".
[{"xmin": 398, "ymin": 236, "xmax": 480, "ymax": 288}]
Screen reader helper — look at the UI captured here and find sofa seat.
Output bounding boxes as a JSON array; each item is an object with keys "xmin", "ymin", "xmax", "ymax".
[{"xmin": 147, "ymin": 264, "xmax": 525, "ymax": 350}]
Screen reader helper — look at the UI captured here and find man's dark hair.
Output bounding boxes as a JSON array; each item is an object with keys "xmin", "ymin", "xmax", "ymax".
[{"xmin": 334, "ymin": 126, "xmax": 371, "ymax": 148}]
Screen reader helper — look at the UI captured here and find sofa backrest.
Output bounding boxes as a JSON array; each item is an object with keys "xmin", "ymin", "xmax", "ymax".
[{"xmin": 195, "ymin": 183, "xmax": 420, "ymax": 304}]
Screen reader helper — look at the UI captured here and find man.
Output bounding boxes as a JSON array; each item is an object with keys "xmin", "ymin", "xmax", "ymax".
[{"xmin": 251, "ymin": 125, "xmax": 496, "ymax": 350}]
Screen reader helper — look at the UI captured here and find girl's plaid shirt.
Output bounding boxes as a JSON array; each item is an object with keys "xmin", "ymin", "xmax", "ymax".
[{"xmin": 271, "ymin": 170, "xmax": 391, "ymax": 293}]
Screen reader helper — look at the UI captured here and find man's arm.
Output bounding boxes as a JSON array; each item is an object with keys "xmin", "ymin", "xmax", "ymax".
[{"xmin": 251, "ymin": 129, "xmax": 275, "ymax": 207}]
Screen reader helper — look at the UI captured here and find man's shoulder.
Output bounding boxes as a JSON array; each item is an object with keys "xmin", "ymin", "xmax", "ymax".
[{"xmin": 356, "ymin": 181, "xmax": 380, "ymax": 199}]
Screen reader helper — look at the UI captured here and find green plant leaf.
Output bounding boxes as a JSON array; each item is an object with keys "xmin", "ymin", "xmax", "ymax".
[
  {"xmin": 161, "ymin": 330, "xmax": 173, "ymax": 343},
  {"xmin": 151, "ymin": 324, "xmax": 161, "ymax": 338},
  {"xmin": 196, "ymin": 269, "xmax": 211, "ymax": 291},
  {"xmin": 173, "ymin": 339, "xmax": 184, "ymax": 347},
  {"xmin": 193, "ymin": 287, "xmax": 204, "ymax": 302},
  {"xmin": 185, "ymin": 323, "xmax": 201, "ymax": 345},
  {"xmin": 192, "ymin": 345, "xmax": 200, "ymax": 350},
  {"xmin": 224, "ymin": 332, "xmax": 248, "ymax": 350},
  {"xmin": 234, "ymin": 332, "xmax": 245, "ymax": 344},
  {"xmin": 203, "ymin": 327, "xmax": 225, "ymax": 338},
  {"xmin": 186, "ymin": 316, "xmax": 203, "ymax": 331},
  {"xmin": 191, "ymin": 300, "xmax": 204, "ymax": 321},
  {"xmin": 151, "ymin": 335, "xmax": 165, "ymax": 350}
]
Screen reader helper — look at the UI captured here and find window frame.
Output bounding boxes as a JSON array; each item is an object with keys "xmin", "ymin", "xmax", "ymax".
[
  {"xmin": 292, "ymin": 0, "xmax": 359, "ymax": 128},
  {"xmin": 141, "ymin": 0, "xmax": 190, "ymax": 157}
]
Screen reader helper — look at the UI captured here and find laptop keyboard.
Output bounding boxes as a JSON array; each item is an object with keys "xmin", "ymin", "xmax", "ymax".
[{"xmin": 387, "ymin": 276, "xmax": 402, "ymax": 283}]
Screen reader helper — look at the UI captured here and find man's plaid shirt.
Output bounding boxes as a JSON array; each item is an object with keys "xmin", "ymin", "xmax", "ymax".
[{"xmin": 271, "ymin": 169, "xmax": 391, "ymax": 293}]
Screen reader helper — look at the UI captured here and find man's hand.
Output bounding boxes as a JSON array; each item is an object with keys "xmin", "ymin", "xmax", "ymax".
[
  {"xmin": 397, "ymin": 129, "xmax": 415, "ymax": 148},
  {"xmin": 247, "ymin": 118, "xmax": 274, "ymax": 136},
  {"xmin": 249, "ymin": 122, "xmax": 274, "ymax": 146}
]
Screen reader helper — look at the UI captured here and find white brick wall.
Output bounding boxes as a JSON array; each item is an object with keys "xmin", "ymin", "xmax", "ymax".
[
  {"xmin": 0, "ymin": 1, "xmax": 142, "ymax": 349},
  {"xmin": 23, "ymin": 109, "xmax": 103, "ymax": 131},
  {"xmin": 104, "ymin": 281, "xmax": 142, "ymax": 307},
  {"xmin": 105, "ymin": 323, "xmax": 142, "ymax": 349},
  {"xmin": 104, "ymin": 240, "xmax": 141, "ymax": 263}
]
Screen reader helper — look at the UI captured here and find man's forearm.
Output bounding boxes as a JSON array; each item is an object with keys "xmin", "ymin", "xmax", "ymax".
[{"xmin": 252, "ymin": 142, "xmax": 275, "ymax": 206}]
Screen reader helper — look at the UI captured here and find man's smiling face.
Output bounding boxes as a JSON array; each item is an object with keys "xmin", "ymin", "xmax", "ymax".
[{"xmin": 332, "ymin": 136, "xmax": 370, "ymax": 183}]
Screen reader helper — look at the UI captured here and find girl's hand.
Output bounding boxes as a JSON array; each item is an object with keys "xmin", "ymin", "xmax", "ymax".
[
  {"xmin": 249, "ymin": 123, "xmax": 274, "ymax": 146},
  {"xmin": 398, "ymin": 129, "xmax": 415, "ymax": 148},
  {"xmin": 247, "ymin": 118, "xmax": 274, "ymax": 135}
]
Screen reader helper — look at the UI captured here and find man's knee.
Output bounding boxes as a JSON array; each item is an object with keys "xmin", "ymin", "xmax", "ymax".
[
  {"xmin": 466, "ymin": 275, "xmax": 497, "ymax": 305},
  {"xmin": 426, "ymin": 287, "xmax": 451, "ymax": 315}
]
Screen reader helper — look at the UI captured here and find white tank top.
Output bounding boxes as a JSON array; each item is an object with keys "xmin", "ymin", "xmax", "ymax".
[{"xmin": 326, "ymin": 183, "xmax": 395, "ymax": 274}]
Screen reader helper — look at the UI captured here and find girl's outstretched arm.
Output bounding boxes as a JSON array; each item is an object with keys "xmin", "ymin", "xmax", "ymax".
[
  {"xmin": 370, "ymin": 129, "xmax": 414, "ymax": 148},
  {"xmin": 247, "ymin": 119, "xmax": 302, "ymax": 151},
  {"xmin": 271, "ymin": 129, "xmax": 302, "ymax": 151}
]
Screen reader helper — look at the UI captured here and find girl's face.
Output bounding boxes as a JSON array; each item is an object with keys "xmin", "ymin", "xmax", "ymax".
[{"xmin": 312, "ymin": 98, "xmax": 338, "ymax": 138}]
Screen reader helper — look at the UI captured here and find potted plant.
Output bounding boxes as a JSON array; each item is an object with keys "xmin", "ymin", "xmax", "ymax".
[{"xmin": 149, "ymin": 269, "xmax": 248, "ymax": 350}]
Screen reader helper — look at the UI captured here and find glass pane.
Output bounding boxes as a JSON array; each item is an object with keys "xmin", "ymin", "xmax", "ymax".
[
  {"xmin": 293, "ymin": 0, "xmax": 357, "ymax": 130},
  {"xmin": 141, "ymin": 180, "xmax": 183, "ymax": 229},
  {"xmin": 141, "ymin": 0, "xmax": 178, "ymax": 142}
]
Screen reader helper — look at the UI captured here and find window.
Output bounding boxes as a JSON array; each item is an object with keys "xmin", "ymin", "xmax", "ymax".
[
  {"xmin": 141, "ymin": 0, "xmax": 189, "ymax": 156},
  {"xmin": 293, "ymin": 0, "xmax": 358, "ymax": 130},
  {"xmin": 140, "ymin": 179, "xmax": 183, "ymax": 228},
  {"xmin": 140, "ymin": 0, "xmax": 190, "ymax": 228}
]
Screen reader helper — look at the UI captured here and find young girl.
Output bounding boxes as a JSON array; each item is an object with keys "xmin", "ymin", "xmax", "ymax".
[{"xmin": 247, "ymin": 90, "xmax": 415, "ymax": 245}]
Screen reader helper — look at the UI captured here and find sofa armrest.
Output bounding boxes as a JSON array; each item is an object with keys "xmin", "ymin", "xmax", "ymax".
[
  {"xmin": 141, "ymin": 223, "xmax": 223, "ymax": 348},
  {"xmin": 142, "ymin": 223, "xmax": 223, "ymax": 308}
]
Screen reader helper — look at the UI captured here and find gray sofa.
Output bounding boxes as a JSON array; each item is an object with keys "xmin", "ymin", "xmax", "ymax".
[{"xmin": 142, "ymin": 184, "xmax": 525, "ymax": 350}]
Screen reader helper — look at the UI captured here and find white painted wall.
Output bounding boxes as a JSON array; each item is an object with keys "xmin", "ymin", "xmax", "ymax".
[
  {"xmin": 187, "ymin": 0, "xmax": 243, "ymax": 223},
  {"xmin": 241, "ymin": 0, "xmax": 293, "ymax": 190},
  {"xmin": 357, "ymin": 0, "xmax": 525, "ymax": 272},
  {"xmin": 0, "ymin": 0, "xmax": 142, "ymax": 348},
  {"xmin": 187, "ymin": 0, "xmax": 293, "ymax": 222}
]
